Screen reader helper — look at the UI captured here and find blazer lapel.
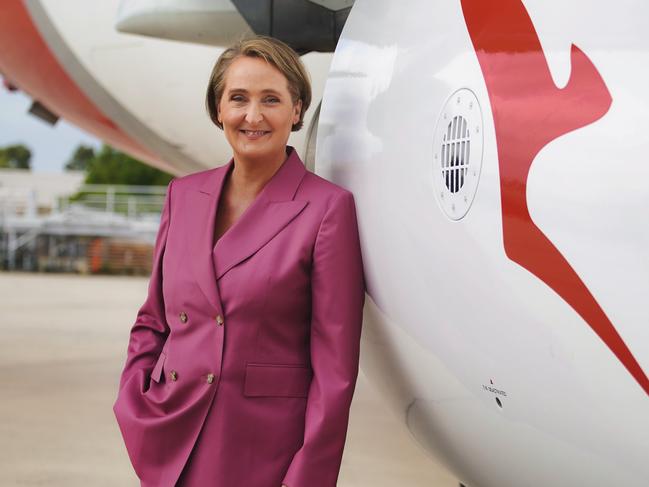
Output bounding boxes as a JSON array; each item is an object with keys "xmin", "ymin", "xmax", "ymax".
[
  {"xmin": 185, "ymin": 161, "xmax": 232, "ymax": 311},
  {"xmin": 186, "ymin": 147, "xmax": 309, "ymax": 308},
  {"xmin": 213, "ymin": 146, "xmax": 308, "ymax": 280}
]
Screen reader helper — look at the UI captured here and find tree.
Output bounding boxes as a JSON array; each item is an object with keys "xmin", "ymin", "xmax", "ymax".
[
  {"xmin": 85, "ymin": 144, "xmax": 172, "ymax": 186},
  {"xmin": 0, "ymin": 144, "xmax": 31, "ymax": 169},
  {"xmin": 64, "ymin": 143, "xmax": 172, "ymax": 185},
  {"xmin": 64, "ymin": 144, "xmax": 95, "ymax": 171}
]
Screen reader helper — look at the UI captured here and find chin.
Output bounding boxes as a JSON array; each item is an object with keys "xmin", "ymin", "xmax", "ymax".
[{"xmin": 233, "ymin": 140, "xmax": 284, "ymax": 159}]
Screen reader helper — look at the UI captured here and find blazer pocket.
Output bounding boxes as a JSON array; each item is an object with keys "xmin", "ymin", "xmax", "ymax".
[
  {"xmin": 150, "ymin": 351, "xmax": 166, "ymax": 384},
  {"xmin": 243, "ymin": 363, "xmax": 313, "ymax": 398}
]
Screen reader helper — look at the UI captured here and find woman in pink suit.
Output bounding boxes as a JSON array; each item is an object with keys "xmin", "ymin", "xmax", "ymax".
[{"xmin": 113, "ymin": 35, "xmax": 365, "ymax": 487}]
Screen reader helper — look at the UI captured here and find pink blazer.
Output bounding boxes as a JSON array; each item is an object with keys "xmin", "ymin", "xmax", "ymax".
[{"xmin": 113, "ymin": 146, "xmax": 365, "ymax": 487}]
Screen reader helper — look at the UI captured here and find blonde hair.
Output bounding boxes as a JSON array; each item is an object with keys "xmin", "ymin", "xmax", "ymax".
[{"xmin": 205, "ymin": 35, "xmax": 312, "ymax": 131}]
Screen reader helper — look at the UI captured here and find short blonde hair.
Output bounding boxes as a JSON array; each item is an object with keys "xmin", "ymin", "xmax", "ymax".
[{"xmin": 205, "ymin": 35, "xmax": 312, "ymax": 131}]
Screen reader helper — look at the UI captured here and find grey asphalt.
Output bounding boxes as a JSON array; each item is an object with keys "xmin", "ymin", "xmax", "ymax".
[{"xmin": 0, "ymin": 272, "xmax": 456, "ymax": 487}]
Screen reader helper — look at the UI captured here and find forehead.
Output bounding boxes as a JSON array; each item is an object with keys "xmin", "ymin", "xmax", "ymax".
[{"xmin": 223, "ymin": 56, "xmax": 290, "ymax": 93}]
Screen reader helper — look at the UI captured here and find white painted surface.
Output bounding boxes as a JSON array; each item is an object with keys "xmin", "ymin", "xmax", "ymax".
[
  {"xmin": 0, "ymin": 168, "xmax": 84, "ymax": 209},
  {"xmin": 317, "ymin": 1, "xmax": 649, "ymax": 486}
]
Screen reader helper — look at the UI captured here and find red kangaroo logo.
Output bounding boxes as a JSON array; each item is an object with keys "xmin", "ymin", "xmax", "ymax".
[{"xmin": 461, "ymin": 0, "xmax": 649, "ymax": 395}]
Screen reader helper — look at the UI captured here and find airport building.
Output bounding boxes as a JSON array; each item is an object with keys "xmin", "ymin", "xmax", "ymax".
[{"xmin": 0, "ymin": 169, "xmax": 164, "ymax": 274}]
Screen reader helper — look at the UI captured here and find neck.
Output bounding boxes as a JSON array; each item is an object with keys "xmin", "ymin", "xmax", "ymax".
[{"xmin": 230, "ymin": 147, "xmax": 289, "ymax": 196}]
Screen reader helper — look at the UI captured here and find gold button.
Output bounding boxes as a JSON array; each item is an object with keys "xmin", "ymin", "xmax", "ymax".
[
  {"xmin": 206, "ymin": 373, "xmax": 215, "ymax": 384},
  {"xmin": 215, "ymin": 314, "xmax": 224, "ymax": 326},
  {"xmin": 179, "ymin": 311, "xmax": 188, "ymax": 323},
  {"xmin": 169, "ymin": 370, "xmax": 178, "ymax": 381}
]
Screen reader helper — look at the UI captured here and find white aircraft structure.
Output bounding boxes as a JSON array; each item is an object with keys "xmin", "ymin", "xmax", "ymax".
[{"xmin": 1, "ymin": 1, "xmax": 647, "ymax": 486}]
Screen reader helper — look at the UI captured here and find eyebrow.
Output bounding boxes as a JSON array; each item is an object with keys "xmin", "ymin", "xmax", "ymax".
[{"xmin": 226, "ymin": 88, "xmax": 282, "ymax": 95}]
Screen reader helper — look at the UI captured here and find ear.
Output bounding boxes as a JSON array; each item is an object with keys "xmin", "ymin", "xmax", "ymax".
[
  {"xmin": 293, "ymin": 99, "xmax": 303, "ymax": 124},
  {"xmin": 215, "ymin": 97, "xmax": 223, "ymax": 123}
]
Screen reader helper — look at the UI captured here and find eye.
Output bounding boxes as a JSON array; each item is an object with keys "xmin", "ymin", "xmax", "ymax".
[
  {"xmin": 264, "ymin": 96, "xmax": 280, "ymax": 104},
  {"xmin": 230, "ymin": 94, "xmax": 246, "ymax": 102}
]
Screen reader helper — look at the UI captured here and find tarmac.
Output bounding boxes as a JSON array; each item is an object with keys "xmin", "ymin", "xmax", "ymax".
[{"xmin": 0, "ymin": 271, "xmax": 457, "ymax": 487}]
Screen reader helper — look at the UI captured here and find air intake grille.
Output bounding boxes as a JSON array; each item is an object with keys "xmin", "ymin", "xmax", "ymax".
[
  {"xmin": 431, "ymin": 88, "xmax": 484, "ymax": 221},
  {"xmin": 441, "ymin": 116, "xmax": 470, "ymax": 193}
]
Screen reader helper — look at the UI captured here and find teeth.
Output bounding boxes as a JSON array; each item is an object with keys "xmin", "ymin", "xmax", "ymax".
[{"xmin": 244, "ymin": 130, "xmax": 267, "ymax": 136}]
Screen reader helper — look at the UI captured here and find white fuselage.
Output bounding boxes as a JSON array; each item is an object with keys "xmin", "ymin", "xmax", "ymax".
[{"xmin": 316, "ymin": 1, "xmax": 649, "ymax": 486}]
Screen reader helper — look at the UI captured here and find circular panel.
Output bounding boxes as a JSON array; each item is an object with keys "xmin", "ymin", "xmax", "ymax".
[{"xmin": 431, "ymin": 88, "xmax": 484, "ymax": 220}]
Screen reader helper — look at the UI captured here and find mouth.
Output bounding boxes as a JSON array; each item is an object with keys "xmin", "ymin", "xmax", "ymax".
[{"xmin": 239, "ymin": 130, "xmax": 271, "ymax": 137}]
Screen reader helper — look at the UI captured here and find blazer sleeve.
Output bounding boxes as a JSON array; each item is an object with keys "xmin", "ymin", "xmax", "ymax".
[
  {"xmin": 282, "ymin": 190, "xmax": 366, "ymax": 487},
  {"xmin": 116, "ymin": 178, "xmax": 175, "ymax": 391}
]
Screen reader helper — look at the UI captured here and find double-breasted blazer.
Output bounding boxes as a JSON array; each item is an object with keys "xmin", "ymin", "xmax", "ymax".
[{"xmin": 113, "ymin": 146, "xmax": 365, "ymax": 487}]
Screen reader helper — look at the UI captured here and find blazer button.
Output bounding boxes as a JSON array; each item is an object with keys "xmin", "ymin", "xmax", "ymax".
[
  {"xmin": 215, "ymin": 314, "xmax": 224, "ymax": 326},
  {"xmin": 179, "ymin": 311, "xmax": 188, "ymax": 323},
  {"xmin": 206, "ymin": 373, "xmax": 215, "ymax": 384},
  {"xmin": 169, "ymin": 370, "xmax": 178, "ymax": 381}
]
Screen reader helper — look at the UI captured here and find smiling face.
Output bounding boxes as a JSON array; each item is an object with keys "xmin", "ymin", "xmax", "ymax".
[{"xmin": 217, "ymin": 56, "xmax": 302, "ymax": 164}]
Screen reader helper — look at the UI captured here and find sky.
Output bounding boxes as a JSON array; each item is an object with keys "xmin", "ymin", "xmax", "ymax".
[{"xmin": 0, "ymin": 86, "xmax": 101, "ymax": 173}]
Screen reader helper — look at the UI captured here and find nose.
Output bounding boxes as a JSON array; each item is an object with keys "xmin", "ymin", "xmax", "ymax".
[{"xmin": 245, "ymin": 101, "xmax": 263, "ymax": 125}]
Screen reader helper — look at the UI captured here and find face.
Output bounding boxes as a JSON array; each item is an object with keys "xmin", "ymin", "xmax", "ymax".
[{"xmin": 217, "ymin": 56, "xmax": 302, "ymax": 163}]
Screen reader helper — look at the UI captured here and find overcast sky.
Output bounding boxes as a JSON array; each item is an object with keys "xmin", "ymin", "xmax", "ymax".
[{"xmin": 0, "ymin": 87, "xmax": 101, "ymax": 173}]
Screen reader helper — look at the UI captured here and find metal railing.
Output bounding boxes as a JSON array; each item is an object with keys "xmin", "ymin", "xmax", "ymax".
[
  {"xmin": 0, "ymin": 183, "xmax": 168, "ymax": 272},
  {"xmin": 61, "ymin": 183, "xmax": 168, "ymax": 218}
]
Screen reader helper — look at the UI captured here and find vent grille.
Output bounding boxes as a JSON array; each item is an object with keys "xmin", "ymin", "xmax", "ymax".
[
  {"xmin": 441, "ymin": 115, "xmax": 471, "ymax": 193},
  {"xmin": 431, "ymin": 88, "xmax": 483, "ymax": 221}
]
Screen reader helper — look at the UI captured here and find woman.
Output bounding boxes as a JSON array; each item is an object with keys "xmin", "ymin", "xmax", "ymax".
[{"xmin": 113, "ymin": 35, "xmax": 366, "ymax": 487}]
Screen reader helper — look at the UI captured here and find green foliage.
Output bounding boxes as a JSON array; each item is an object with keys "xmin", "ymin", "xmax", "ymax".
[
  {"xmin": 63, "ymin": 144, "xmax": 173, "ymax": 215},
  {"xmin": 82, "ymin": 144, "xmax": 173, "ymax": 186},
  {"xmin": 64, "ymin": 145, "xmax": 95, "ymax": 171},
  {"xmin": 0, "ymin": 144, "xmax": 31, "ymax": 169}
]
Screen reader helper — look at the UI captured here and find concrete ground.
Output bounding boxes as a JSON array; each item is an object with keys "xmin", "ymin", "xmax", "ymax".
[{"xmin": 0, "ymin": 271, "xmax": 457, "ymax": 487}]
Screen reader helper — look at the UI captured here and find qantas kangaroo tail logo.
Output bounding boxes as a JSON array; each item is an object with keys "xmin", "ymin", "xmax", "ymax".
[{"xmin": 461, "ymin": 0, "xmax": 649, "ymax": 395}]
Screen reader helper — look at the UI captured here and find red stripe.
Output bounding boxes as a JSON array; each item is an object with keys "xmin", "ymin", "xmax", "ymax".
[
  {"xmin": 0, "ymin": 1, "xmax": 161, "ymax": 164},
  {"xmin": 461, "ymin": 0, "xmax": 649, "ymax": 395}
]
